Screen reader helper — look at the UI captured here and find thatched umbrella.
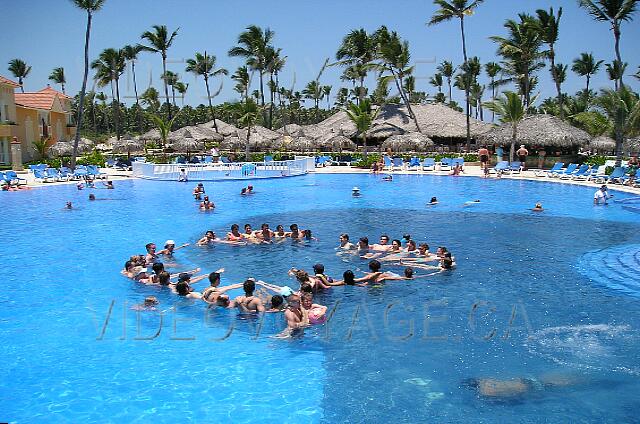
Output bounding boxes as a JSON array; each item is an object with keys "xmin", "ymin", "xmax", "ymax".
[
  {"xmin": 169, "ymin": 125, "xmax": 223, "ymax": 143},
  {"xmin": 288, "ymin": 136, "xmax": 315, "ymax": 152},
  {"xmin": 112, "ymin": 135, "xmax": 144, "ymax": 159},
  {"xmin": 478, "ymin": 114, "xmax": 591, "ymax": 148},
  {"xmin": 49, "ymin": 141, "xmax": 74, "ymax": 157},
  {"xmin": 368, "ymin": 123, "xmax": 406, "ymax": 140},
  {"xmin": 277, "ymin": 123, "xmax": 305, "ymax": 136},
  {"xmin": 381, "ymin": 133, "xmax": 434, "ymax": 153},
  {"xmin": 220, "ymin": 135, "xmax": 245, "ymax": 151},
  {"xmin": 202, "ymin": 119, "xmax": 241, "ymax": 137},
  {"xmin": 589, "ymin": 136, "xmax": 616, "ymax": 153},
  {"xmin": 171, "ymin": 130, "xmax": 202, "ymax": 160},
  {"xmin": 139, "ymin": 128, "xmax": 161, "ymax": 142},
  {"xmin": 624, "ymin": 136, "xmax": 639, "ymax": 154}
]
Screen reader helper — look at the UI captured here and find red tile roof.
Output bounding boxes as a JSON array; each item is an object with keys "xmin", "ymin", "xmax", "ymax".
[
  {"xmin": 15, "ymin": 92, "xmax": 57, "ymax": 110},
  {"xmin": 0, "ymin": 75, "xmax": 20, "ymax": 88},
  {"xmin": 38, "ymin": 85, "xmax": 71, "ymax": 99}
]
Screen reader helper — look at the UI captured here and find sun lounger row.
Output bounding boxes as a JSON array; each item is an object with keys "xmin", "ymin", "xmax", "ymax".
[
  {"xmin": 28, "ymin": 164, "xmax": 107, "ymax": 182},
  {"xmin": 380, "ymin": 156, "xmax": 465, "ymax": 171},
  {"xmin": 1, "ymin": 170, "xmax": 27, "ymax": 185}
]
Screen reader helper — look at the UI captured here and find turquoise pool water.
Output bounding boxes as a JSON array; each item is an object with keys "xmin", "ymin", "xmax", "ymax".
[{"xmin": 1, "ymin": 174, "xmax": 639, "ymax": 423}]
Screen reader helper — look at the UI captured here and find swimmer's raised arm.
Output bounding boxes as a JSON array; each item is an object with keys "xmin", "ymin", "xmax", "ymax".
[
  {"xmin": 216, "ymin": 283, "xmax": 244, "ymax": 293},
  {"xmin": 169, "ymin": 267, "xmax": 201, "ymax": 279}
]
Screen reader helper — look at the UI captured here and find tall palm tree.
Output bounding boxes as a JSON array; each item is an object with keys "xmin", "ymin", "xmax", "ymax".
[
  {"xmin": 578, "ymin": 0, "xmax": 637, "ymax": 165},
  {"xmin": 48, "ymin": 67, "xmax": 66, "ymax": 94},
  {"xmin": 490, "ymin": 14, "xmax": 545, "ymax": 109},
  {"xmin": 141, "ymin": 87, "xmax": 160, "ymax": 111},
  {"xmin": 345, "ymin": 99, "xmax": 380, "ymax": 159},
  {"xmin": 302, "ymin": 80, "xmax": 323, "ymax": 122},
  {"xmin": 470, "ymin": 82, "xmax": 485, "ymax": 120},
  {"xmin": 237, "ymin": 98, "xmax": 260, "ymax": 160},
  {"xmin": 437, "ymin": 60, "xmax": 456, "ymax": 102},
  {"xmin": 185, "ymin": 51, "xmax": 228, "ymax": 131},
  {"xmin": 91, "ymin": 48, "xmax": 125, "ymax": 139},
  {"xmin": 484, "ymin": 62, "xmax": 501, "ymax": 121},
  {"xmin": 148, "ymin": 111, "xmax": 180, "ymax": 158},
  {"xmin": 122, "ymin": 44, "xmax": 143, "ymax": 132},
  {"xmin": 8, "ymin": 59, "xmax": 32, "ymax": 93},
  {"xmin": 139, "ymin": 25, "xmax": 180, "ymax": 119},
  {"xmin": 161, "ymin": 71, "xmax": 178, "ymax": 107},
  {"xmin": 264, "ymin": 46, "xmax": 285, "ymax": 128},
  {"xmin": 428, "ymin": 0, "xmax": 484, "ymax": 150},
  {"xmin": 335, "ymin": 28, "xmax": 375, "ymax": 105},
  {"xmin": 536, "ymin": 7, "xmax": 564, "ymax": 119},
  {"xmin": 96, "ymin": 91, "xmax": 109, "ymax": 131},
  {"xmin": 606, "ymin": 60, "xmax": 627, "ymax": 91},
  {"xmin": 595, "ymin": 86, "xmax": 640, "ymax": 147},
  {"xmin": 403, "ymin": 75, "xmax": 416, "ymax": 102},
  {"xmin": 228, "ymin": 25, "xmax": 275, "ymax": 121},
  {"xmin": 429, "ymin": 73, "xmax": 444, "ymax": 93},
  {"xmin": 323, "ymin": 85, "xmax": 332, "ymax": 110},
  {"xmin": 231, "ymin": 66, "xmax": 251, "ymax": 101},
  {"xmin": 484, "ymin": 91, "xmax": 527, "ymax": 163},
  {"xmin": 571, "ymin": 52, "xmax": 604, "ymax": 93},
  {"xmin": 174, "ymin": 82, "xmax": 188, "ymax": 105}
]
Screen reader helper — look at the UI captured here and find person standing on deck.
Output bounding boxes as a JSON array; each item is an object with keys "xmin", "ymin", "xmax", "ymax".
[{"xmin": 516, "ymin": 145, "xmax": 529, "ymax": 170}]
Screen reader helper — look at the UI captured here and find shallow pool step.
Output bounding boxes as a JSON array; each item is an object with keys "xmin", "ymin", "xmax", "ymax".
[{"xmin": 577, "ymin": 244, "xmax": 640, "ymax": 298}]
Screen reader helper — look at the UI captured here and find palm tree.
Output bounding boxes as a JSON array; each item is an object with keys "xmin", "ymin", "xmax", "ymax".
[
  {"xmin": 470, "ymin": 82, "xmax": 485, "ymax": 120},
  {"xmin": 122, "ymin": 44, "xmax": 143, "ymax": 132},
  {"xmin": 335, "ymin": 28, "xmax": 375, "ymax": 104},
  {"xmin": 372, "ymin": 26, "xmax": 421, "ymax": 131},
  {"xmin": 147, "ymin": 112, "xmax": 180, "ymax": 158},
  {"xmin": 429, "ymin": 73, "xmax": 443, "ymax": 94},
  {"xmin": 231, "ymin": 66, "xmax": 251, "ymax": 101},
  {"xmin": 174, "ymin": 82, "xmax": 188, "ymax": 105},
  {"xmin": 344, "ymin": 99, "xmax": 380, "ymax": 159},
  {"xmin": 484, "ymin": 62, "xmax": 501, "ymax": 121},
  {"xmin": 302, "ymin": 80, "xmax": 323, "ymax": 122},
  {"xmin": 96, "ymin": 91, "xmax": 109, "ymax": 131},
  {"xmin": 484, "ymin": 91, "xmax": 526, "ymax": 163},
  {"xmin": 323, "ymin": 85, "xmax": 332, "ymax": 110},
  {"xmin": 228, "ymin": 25, "xmax": 275, "ymax": 121},
  {"xmin": 571, "ymin": 52, "xmax": 603, "ymax": 93},
  {"xmin": 595, "ymin": 86, "xmax": 640, "ymax": 158},
  {"xmin": 606, "ymin": 60, "xmax": 627, "ymax": 91},
  {"xmin": 428, "ymin": 0, "xmax": 484, "ymax": 150},
  {"xmin": 48, "ymin": 67, "xmax": 66, "ymax": 94},
  {"xmin": 490, "ymin": 14, "xmax": 545, "ymax": 109},
  {"xmin": 141, "ymin": 87, "xmax": 160, "ymax": 111},
  {"xmin": 91, "ymin": 48, "xmax": 125, "ymax": 139},
  {"xmin": 139, "ymin": 25, "xmax": 180, "ymax": 119},
  {"xmin": 70, "ymin": 0, "xmax": 105, "ymax": 169},
  {"xmin": 8, "ymin": 59, "xmax": 31, "ymax": 93},
  {"xmin": 161, "ymin": 70, "xmax": 179, "ymax": 107},
  {"xmin": 237, "ymin": 98, "xmax": 260, "ymax": 160},
  {"xmin": 536, "ymin": 7, "xmax": 564, "ymax": 119},
  {"xmin": 185, "ymin": 51, "xmax": 228, "ymax": 131},
  {"xmin": 437, "ymin": 60, "xmax": 456, "ymax": 102}
]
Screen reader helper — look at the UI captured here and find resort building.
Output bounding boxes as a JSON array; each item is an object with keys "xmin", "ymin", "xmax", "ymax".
[{"xmin": 0, "ymin": 77, "xmax": 76, "ymax": 165}]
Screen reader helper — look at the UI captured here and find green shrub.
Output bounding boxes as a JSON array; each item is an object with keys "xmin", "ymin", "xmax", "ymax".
[
  {"xmin": 584, "ymin": 155, "xmax": 607, "ymax": 166},
  {"xmin": 77, "ymin": 150, "xmax": 106, "ymax": 166}
]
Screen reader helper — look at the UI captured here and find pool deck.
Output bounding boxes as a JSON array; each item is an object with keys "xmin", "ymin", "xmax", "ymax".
[{"xmin": 10, "ymin": 165, "xmax": 640, "ymax": 195}]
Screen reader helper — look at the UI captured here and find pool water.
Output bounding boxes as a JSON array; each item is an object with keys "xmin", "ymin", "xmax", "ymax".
[{"xmin": 1, "ymin": 174, "xmax": 640, "ymax": 423}]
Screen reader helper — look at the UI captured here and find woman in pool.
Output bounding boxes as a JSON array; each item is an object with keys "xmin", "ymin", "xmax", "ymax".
[
  {"xmin": 312, "ymin": 263, "xmax": 333, "ymax": 287},
  {"xmin": 200, "ymin": 196, "xmax": 215, "ymax": 210},
  {"xmin": 226, "ymin": 224, "xmax": 243, "ymax": 242},
  {"xmin": 274, "ymin": 225, "xmax": 287, "ymax": 240},
  {"xmin": 242, "ymin": 224, "xmax": 259, "ymax": 243},
  {"xmin": 302, "ymin": 229, "xmax": 316, "ymax": 241},
  {"xmin": 326, "ymin": 270, "xmax": 368, "ymax": 287},
  {"xmin": 428, "ymin": 197, "xmax": 438, "ymax": 205},
  {"xmin": 301, "ymin": 293, "xmax": 327, "ymax": 324},
  {"xmin": 175, "ymin": 274, "xmax": 202, "ymax": 299},
  {"xmin": 158, "ymin": 239, "xmax": 190, "ymax": 256},
  {"xmin": 193, "ymin": 183, "xmax": 205, "ymax": 200}
]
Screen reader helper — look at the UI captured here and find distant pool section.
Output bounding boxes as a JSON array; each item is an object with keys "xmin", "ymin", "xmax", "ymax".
[{"xmin": 132, "ymin": 156, "xmax": 315, "ymax": 181}]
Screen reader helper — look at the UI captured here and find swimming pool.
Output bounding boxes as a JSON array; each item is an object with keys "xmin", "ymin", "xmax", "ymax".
[{"xmin": 1, "ymin": 174, "xmax": 639, "ymax": 422}]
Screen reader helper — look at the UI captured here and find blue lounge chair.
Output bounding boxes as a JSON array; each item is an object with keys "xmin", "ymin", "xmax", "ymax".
[
  {"xmin": 422, "ymin": 158, "xmax": 435, "ymax": 171},
  {"xmin": 440, "ymin": 158, "xmax": 452, "ymax": 171},
  {"xmin": 556, "ymin": 163, "xmax": 578, "ymax": 178},
  {"xmin": 87, "ymin": 165, "xmax": 107, "ymax": 179},
  {"xmin": 392, "ymin": 157, "xmax": 404, "ymax": 171},
  {"xmin": 383, "ymin": 156, "xmax": 393, "ymax": 170},
  {"xmin": 264, "ymin": 155, "xmax": 273, "ymax": 163},
  {"xmin": 493, "ymin": 161, "xmax": 509, "ymax": 174},
  {"xmin": 534, "ymin": 162, "xmax": 563, "ymax": 177},
  {"xmin": 567, "ymin": 164, "xmax": 591, "ymax": 180},
  {"xmin": 596, "ymin": 166, "xmax": 626, "ymax": 184},
  {"xmin": 204, "ymin": 156, "xmax": 213, "ymax": 164},
  {"xmin": 4, "ymin": 170, "xmax": 27, "ymax": 185},
  {"xmin": 32, "ymin": 169, "xmax": 47, "ymax": 182},
  {"xmin": 73, "ymin": 165, "xmax": 88, "ymax": 179},
  {"xmin": 407, "ymin": 157, "xmax": 421, "ymax": 171},
  {"xmin": 548, "ymin": 162, "xmax": 567, "ymax": 178},
  {"xmin": 220, "ymin": 156, "xmax": 231, "ymax": 164},
  {"xmin": 58, "ymin": 167, "xmax": 73, "ymax": 181},
  {"xmin": 0, "ymin": 172, "xmax": 6, "ymax": 183},
  {"xmin": 507, "ymin": 162, "xmax": 522, "ymax": 174},
  {"xmin": 451, "ymin": 158, "xmax": 464, "ymax": 168}
]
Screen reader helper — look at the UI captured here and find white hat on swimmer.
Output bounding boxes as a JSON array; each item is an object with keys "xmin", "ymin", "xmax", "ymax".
[
  {"xmin": 352, "ymin": 187, "xmax": 360, "ymax": 191},
  {"xmin": 165, "ymin": 240, "xmax": 175, "ymax": 246}
]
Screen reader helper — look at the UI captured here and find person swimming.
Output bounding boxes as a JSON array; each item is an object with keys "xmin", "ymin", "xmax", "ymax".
[
  {"xmin": 428, "ymin": 196, "xmax": 438, "ymax": 205},
  {"xmin": 463, "ymin": 199, "xmax": 481, "ymax": 207},
  {"xmin": 301, "ymin": 293, "xmax": 327, "ymax": 324},
  {"xmin": 352, "ymin": 186, "xmax": 361, "ymax": 197},
  {"xmin": 532, "ymin": 202, "xmax": 544, "ymax": 212},
  {"xmin": 382, "ymin": 174, "xmax": 393, "ymax": 181},
  {"xmin": 226, "ymin": 224, "xmax": 244, "ymax": 242},
  {"xmin": 200, "ymin": 196, "xmax": 215, "ymax": 210}
]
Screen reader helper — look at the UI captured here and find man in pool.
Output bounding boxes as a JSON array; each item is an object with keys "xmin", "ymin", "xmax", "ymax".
[
  {"xmin": 283, "ymin": 294, "xmax": 308, "ymax": 330},
  {"xmin": 371, "ymin": 234, "xmax": 392, "ymax": 252},
  {"xmin": 338, "ymin": 233, "xmax": 356, "ymax": 250},
  {"xmin": 230, "ymin": 279, "xmax": 265, "ymax": 313},
  {"xmin": 352, "ymin": 186, "xmax": 361, "ymax": 197},
  {"xmin": 178, "ymin": 168, "xmax": 188, "ymax": 182},
  {"xmin": 145, "ymin": 243, "xmax": 158, "ymax": 265},
  {"xmin": 255, "ymin": 223, "xmax": 274, "ymax": 243},
  {"xmin": 594, "ymin": 185, "xmax": 612, "ymax": 205}
]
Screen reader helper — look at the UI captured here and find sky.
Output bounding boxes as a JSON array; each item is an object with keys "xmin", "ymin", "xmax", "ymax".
[{"xmin": 1, "ymin": 0, "xmax": 639, "ymax": 111}]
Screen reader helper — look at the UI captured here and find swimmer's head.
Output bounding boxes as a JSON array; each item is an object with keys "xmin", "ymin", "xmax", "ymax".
[
  {"xmin": 301, "ymin": 293, "xmax": 313, "ymax": 308},
  {"xmin": 340, "ymin": 233, "xmax": 350, "ymax": 242},
  {"xmin": 231, "ymin": 224, "xmax": 239, "ymax": 231},
  {"xmin": 404, "ymin": 267, "xmax": 414, "ymax": 278},
  {"xmin": 419, "ymin": 243, "xmax": 429, "ymax": 252},
  {"xmin": 403, "ymin": 234, "xmax": 411, "ymax": 241},
  {"xmin": 313, "ymin": 263, "xmax": 324, "ymax": 274},
  {"xmin": 144, "ymin": 296, "xmax": 159, "ymax": 307},
  {"xmin": 176, "ymin": 281, "xmax": 191, "ymax": 296},
  {"xmin": 178, "ymin": 273, "xmax": 191, "ymax": 282},
  {"xmin": 379, "ymin": 235, "xmax": 389, "ymax": 244},
  {"xmin": 89, "ymin": 194, "xmax": 96, "ymax": 200},
  {"xmin": 164, "ymin": 240, "xmax": 175, "ymax": 248},
  {"xmin": 243, "ymin": 279, "xmax": 256, "ymax": 295},
  {"xmin": 300, "ymin": 282, "xmax": 313, "ymax": 293},
  {"xmin": 158, "ymin": 271, "xmax": 171, "ymax": 286},
  {"xmin": 295, "ymin": 270, "xmax": 310, "ymax": 282},
  {"xmin": 288, "ymin": 294, "xmax": 301, "ymax": 307},
  {"xmin": 276, "ymin": 225, "xmax": 284, "ymax": 232},
  {"xmin": 359, "ymin": 237, "xmax": 369, "ymax": 247},
  {"xmin": 430, "ymin": 197, "xmax": 437, "ymax": 203},
  {"xmin": 392, "ymin": 239, "xmax": 402, "ymax": 249},
  {"xmin": 152, "ymin": 262, "xmax": 164, "ymax": 274},
  {"xmin": 205, "ymin": 230, "xmax": 215, "ymax": 238},
  {"xmin": 217, "ymin": 295, "xmax": 230, "ymax": 307},
  {"xmin": 270, "ymin": 295, "xmax": 284, "ymax": 309},
  {"xmin": 369, "ymin": 260, "xmax": 381, "ymax": 272},
  {"xmin": 208, "ymin": 272, "xmax": 221, "ymax": 287},
  {"xmin": 407, "ymin": 240, "xmax": 417, "ymax": 250},
  {"xmin": 343, "ymin": 270, "xmax": 355, "ymax": 285}
]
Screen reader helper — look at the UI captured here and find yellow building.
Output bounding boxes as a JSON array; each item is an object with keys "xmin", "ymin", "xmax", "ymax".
[{"xmin": 0, "ymin": 75, "xmax": 20, "ymax": 164}]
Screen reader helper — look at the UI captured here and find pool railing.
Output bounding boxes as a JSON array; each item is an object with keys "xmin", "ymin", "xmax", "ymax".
[{"xmin": 132, "ymin": 156, "xmax": 315, "ymax": 181}]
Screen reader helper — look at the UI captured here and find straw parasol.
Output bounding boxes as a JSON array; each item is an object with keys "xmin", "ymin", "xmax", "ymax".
[
  {"xmin": 168, "ymin": 125, "xmax": 223, "ymax": 143},
  {"xmin": 112, "ymin": 134, "xmax": 145, "ymax": 159},
  {"xmin": 381, "ymin": 133, "xmax": 434, "ymax": 152},
  {"xmin": 219, "ymin": 135, "xmax": 245, "ymax": 151},
  {"xmin": 478, "ymin": 114, "xmax": 591, "ymax": 148},
  {"xmin": 139, "ymin": 128, "xmax": 161, "ymax": 142},
  {"xmin": 202, "ymin": 119, "xmax": 241, "ymax": 137},
  {"xmin": 589, "ymin": 136, "xmax": 616, "ymax": 153},
  {"xmin": 288, "ymin": 136, "xmax": 315, "ymax": 152},
  {"xmin": 48, "ymin": 141, "xmax": 74, "ymax": 157},
  {"xmin": 277, "ymin": 123, "xmax": 305, "ymax": 136}
]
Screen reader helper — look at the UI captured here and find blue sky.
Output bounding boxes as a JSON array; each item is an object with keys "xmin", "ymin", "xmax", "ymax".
[{"xmin": 2, "ymin": 0, "xmax": 639, "ymax": 110}]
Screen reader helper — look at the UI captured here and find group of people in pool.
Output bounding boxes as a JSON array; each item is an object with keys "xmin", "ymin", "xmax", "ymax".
[{"xmin": 196, "ymin": 223, "xmax": 315, "ymax": 245}]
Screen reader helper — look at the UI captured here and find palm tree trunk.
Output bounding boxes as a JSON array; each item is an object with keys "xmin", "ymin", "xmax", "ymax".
[
  {"xmin": 510, "ymin": 124, "xmax": 517, "ymax": 163},
  {"xmin": 72, "ymin": 9, "xmax": 92, "ymax": 169},
  {"xmin": 171, "ymin": 86, "xmax": 176, "ymax": 108},
  {"xmin": 132, "ymin": 61, "xmax": 142, "ymax": 133},
  {"xmin": 448, "ymin": 79, "xmax": 452, "ymax": 103},
  {"xmin": 549, "ymin": 47, "xmax": 564, "ymax": 120},
  {"xmin": 162, "ymin": 53, "xmax": 172, "ymax": 120},
  {"xmin": 391, "ymin": 69, "xmax": 421, "ymax": 132},
  {"xmin": 91, "ymin": 98, "xmax": 97, "ymax": 134},
  {"xmin": 110, "ymin": 82, "xmax": 119, "ymax": 141},
  {"xmin": 358, "ymin": 76, "xmax": 365, "ymax": 106},
  {"xmin": 613, "ymin": 21, "xmax": 623, "ymax": 166},
  {"xmin": 62, "ymin": 83, "xmax": 66, "ymax": 94},
  {"xmin": 245, "ymin": 125, "xmax": 251, "ymax": 161},
  {"xmin": 585, "ymin": 75, "xmax": 590, "ymax": 93},
  {"xmin": 269, "ymin": 73, "xmax": 275, "ymax": 129},
  {"xmin": 460, "ymin": 16, "xmax": 471, "ymax": 152},
  {"xmin": 204, "ymin": 76, "xmax": 219, "ymax": 133},
  {"xmin": 362, "ymin": 132, "xmax": 367, "ymax": 159},
  {"xmin": 115, "ymin": 77, "xmax": 122, "ymax": 140},
  {"xmin": 259, "ymin": 70, "xmax": 266, "ymax": 124}
]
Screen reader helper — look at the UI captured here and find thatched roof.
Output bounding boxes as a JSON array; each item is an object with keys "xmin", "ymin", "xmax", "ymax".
[
  {"xmin": 367, "ymin": 123, "xmax": 406, "ymax": 139},
  {"xmin": 287, "ymin": 136, "xmax": 315, "ymax": 152},
  {"xmin": 315, "ymin": 134, "xmax": 357, "ymax": 151},
  {"xmin": 589, "ymin": 136, "xmax": 616, "ymax": 152},
  {"xmin": 234, "ymin": 128, "xmax": 280, "ymax": 150},
  {"xmin": 277, "ymin": 123, "xmax": 306, "ymax": 137},
  {"xmin": 139, "ymin": 128, "xmax": 161, "ymax": 141},
  {"xmin": 478, "ymin": 114, "xmax": 591, "ymax": 147},
  {"xmin": 202, "ymin": 119, "xmax": 240, "ymax": 137},
  {"xmin": 219, "ymin": 136, "xmax": 245, "ymax": 151},
  {"xmin": 625, "ymin": 136, "xmax": 639, "ymax": 152},
  {"xmin": 168, "ymin": 125, "xmax": 223, "ymax": 142},
  {"xmin": 112, "ymin": 135, "xmax": 144, "ymax": 153},
  {"xmin": 381, "ymin": 133, "xmax": 434, "ymax": 152}
]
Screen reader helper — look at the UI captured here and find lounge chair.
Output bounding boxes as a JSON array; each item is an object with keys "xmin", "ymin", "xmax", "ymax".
[
  {"xmin": 440, "ymin": 158, "xmax": 452, "ymax": 171},
  {"xmin": 32, "ymin": 169, "xmax": 48, "ymax": 183},
  {"xmin": 4, "ymin": 170, "xmax": 27, "ymax": 185},
  {"xmin": 382, "ymin": 156, "xmax": 393, "ymax": 171},
  {"xmin": 492, "ymin": 161, "xmax": 509, "ymax": 174},
  {"xmin": 506, "ymin": 162, "xmax": 522, "ymax": 174},
  {"xmin": 407, "ymin": 157, "xmax": 421, "ymax": 171},
  {"xmin": 73, "ymin": 165, "xmax": 88, "ymax": 179},
  {"xmin": 560, "ymin": 164, "xmax": 587, "ymax": 179},
  {"xmin": 572, "ymin": 165, "xmax": 596, "ymax": 180},
  {"xmin": 556, "ymin": 163, "xmax": 578, "ymax": 178},
  {"xmin": 264, "ymin": 155, "xmax": 273, "ymax": 163},
  {"xmin": 204, "ymin": 156, "xmax": 213, "ymax": 164},
  {"xmin": 596, "ymin": 166, "xmax": 626, "ymax": 184},
  {"xmin": 451, "ymin": 158, "xmax": 465, "ymax": 169},
  {"xmin": 87, "ymin": 165, "xmax": 107, "ymax": 179},
  {"xmin": 422, "ymin": 158, "xmax": 435, "ymax": 171},
  {"xmin": 535, "ymin": 162, "xmax": 564, "ymax": 177},
  {"xmin": 587, "ymin": 166, "xmax": 605, "ymax": 182},
  {"xmin": 58, "ymin": 167, "xmax": 74, "ymax": 181},
  {"xmin": 392, "ymin": 157, "xmax": 404, "ymax": 171},
  {"xmin": 220, "ymin": 156, "xmax": 231, "ymax": 164}
]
